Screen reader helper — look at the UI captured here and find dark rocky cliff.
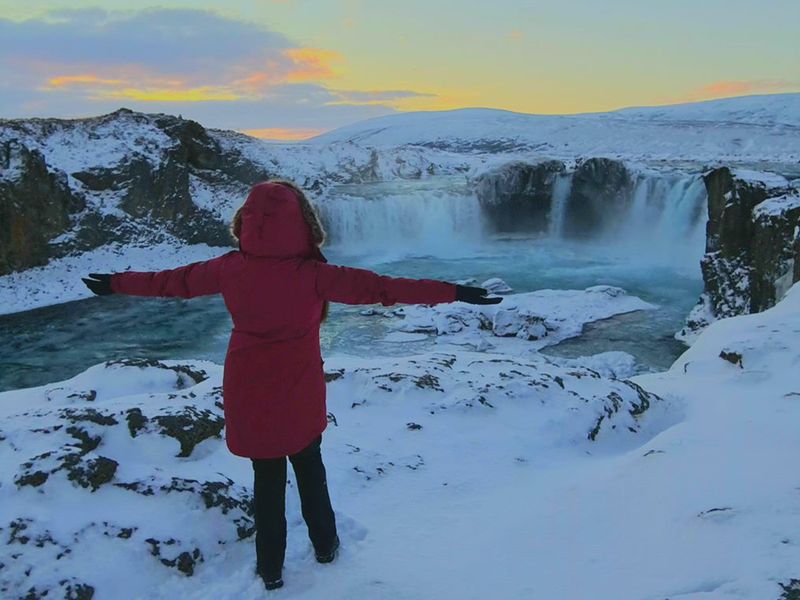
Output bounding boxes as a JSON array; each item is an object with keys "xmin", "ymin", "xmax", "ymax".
[
  {"xmin": 0, "ymin": 141, "xmax": 84, "ymax": 273},
  {"xmin": 680, "ymin": 167, "xmax": 799, "ymax": 338},
  {"xmin": 473, "ymin": 157, "xmax": 637, "ymax": 238},
  {"xmin": 563, "ymin": 158, "xmax": 633, "ymax": 238},
  {"xmin": 0, "ymin": 110, "xmax": 274, "ymax": 275},
  {"xmin": 473, "ymin": 159, "xmax": 566, "ymax": 232}
]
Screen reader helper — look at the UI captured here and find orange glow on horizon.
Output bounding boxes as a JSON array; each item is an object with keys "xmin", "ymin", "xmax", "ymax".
[
  {"xmin": 685, "ymin": 79, "xmax": 796, "ymax": 101},
  {"xmin": 241, "ymin": 127, "xmax": 328, "ymax": 141}
]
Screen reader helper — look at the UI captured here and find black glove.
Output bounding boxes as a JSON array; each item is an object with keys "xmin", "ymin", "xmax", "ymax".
[
  {"xmin": 455, "ymin": 285, "xmax": 502, "ymax": 305},
  {"xmin": 82, "ymin": 273, "xmax": 114, "ymax": 296}
]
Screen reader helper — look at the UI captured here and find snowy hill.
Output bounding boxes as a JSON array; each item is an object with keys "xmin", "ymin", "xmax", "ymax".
[
  {"xmin": 1, "ymin": 280, "xmax": 799, "ymax": 598},
  {"xmin": 310, "ymin": 93, "xmax": 800, "ymax": 164}
]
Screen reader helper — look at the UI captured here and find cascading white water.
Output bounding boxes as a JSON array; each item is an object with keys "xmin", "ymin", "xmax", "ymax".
[
  {"xmin": 604, "ymin": 173, "xmax": 709, "ymax": 268},
  {"xmin": 548, "ymin": 174, "xmax": 572, "ymax": 237},
  {"xmin": 318, "ymin": 176, "xmax": 484, "ymax": 258},
  {"xmin": 316, "ymin": 170, "xmax": 708, "ymax": 269}
]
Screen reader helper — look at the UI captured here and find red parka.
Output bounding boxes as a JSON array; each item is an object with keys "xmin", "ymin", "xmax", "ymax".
[{"xmin": 110, "ymin": 182, "xmax": 457, "ymax": 458}]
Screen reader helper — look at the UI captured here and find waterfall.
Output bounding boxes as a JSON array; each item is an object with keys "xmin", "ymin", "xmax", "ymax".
[
  {"xmin": 317, "ymin": 176, "xmax": 484, "ymax": 258},
  {"xmin": 598, "ymin": 173, "xmax": 709, "ymax": 268},
  {"xmin": 314, "ymin": 170, "xmax": 708, "ymax": 269},
  {"xmin": 548, "ymin": 174, "xmax": 572, "ymax": 237}
]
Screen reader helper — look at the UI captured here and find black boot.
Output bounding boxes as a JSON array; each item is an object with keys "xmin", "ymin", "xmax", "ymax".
[
  {"xmin": 315, "ymin": 535, "xmax": 340, "ymax": 564},
  {"xmin": 259, "ymin": 572, "xmax": 284, "ymax": 590}
]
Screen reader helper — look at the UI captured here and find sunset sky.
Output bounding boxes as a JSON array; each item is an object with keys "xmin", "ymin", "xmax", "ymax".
[{"xmin": 1, "ymin": 0, "xmax": 798, "ymax": 139}]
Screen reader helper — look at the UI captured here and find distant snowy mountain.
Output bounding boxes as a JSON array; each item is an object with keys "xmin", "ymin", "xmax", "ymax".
[{"xmin": 309, "ymin": 93, "xmax": 800, "ymax": 164}]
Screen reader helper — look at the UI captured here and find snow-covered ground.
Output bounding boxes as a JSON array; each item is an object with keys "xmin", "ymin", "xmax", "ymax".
[{"xmin": 2, "ymin": 282, "xmax": 799, "ymax": 599}]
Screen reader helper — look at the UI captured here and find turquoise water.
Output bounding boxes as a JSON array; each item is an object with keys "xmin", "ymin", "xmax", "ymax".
[{"xmin": 0, "ymin": 237, "xmax": 701, "ymax": 392}]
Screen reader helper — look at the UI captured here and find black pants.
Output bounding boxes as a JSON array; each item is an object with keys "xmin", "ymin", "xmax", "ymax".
[{"xmin": 251, "ymin": 435, "xmax": 337, "ymax": 578}]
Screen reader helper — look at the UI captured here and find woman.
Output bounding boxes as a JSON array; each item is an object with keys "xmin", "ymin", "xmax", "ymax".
[{"xmin": 82, "ymin": 180, "xmax": 500, "ymax": 590}]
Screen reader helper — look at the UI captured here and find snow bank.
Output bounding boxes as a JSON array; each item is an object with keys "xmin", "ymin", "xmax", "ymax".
[
  {"xmin": 392, "ymin": 285, "xmax": 655, "ymax": 351},
  {"xmin": 753, "ymin": 190, "xmax": 800, "ymax": 219}
]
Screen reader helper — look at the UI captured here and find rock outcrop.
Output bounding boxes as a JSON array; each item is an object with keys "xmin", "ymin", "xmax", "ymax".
[
  {"xmin": 679, "ymin": 168, "xmax": 800, "ymax": 339},
  {"xmin": 473, "ymin": 159, "xmax": 566, "ymax": 232},
  {"xmin": 472, "ymin": 157, "xmax": 637, "ymax": 238},
  {"xmin": 0, "ymin": 141, "xmax": 84, "ymax": 273},
  {"xmin": 0, "ymin": 110, "xmax": 275, "ymax": 275},
  {"xmin": 563, "ymin": 157, "xmax": 633, "ymax": 238}
]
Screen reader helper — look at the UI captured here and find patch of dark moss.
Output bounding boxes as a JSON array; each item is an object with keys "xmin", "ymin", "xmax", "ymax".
[
  {"xmin": 720, "ymin": 350, "xmax": 744, "ymax": 368},
  {"xmin": 324, "ymin": 369, "xmax": 345, "ymax": 382},
  {"xmin": 145, "ymin": 537, "xmax": 203, "ymax": 576},
  {"xmin": 125, "ymin": 407, "xmax": 149, "ymax": 437},
  {"xmin": 151, "ymin": 407, "xmax": 224, "ymax": 457},
  {"xmin": 15, "ymin": 470, "xmax": 49, "ymax": 488},
  {"xmin": 60, "ymin": 408, "xmax": 118, "ymax": 426},
  {"xmin": 66, "ymin": 456, "xmax": 118, "ymax": 492},
  {"xmin": 779, "ymin": 579, "xmax": 800, "ymax": 600},
  {"xmin": 65, "ymin": 426, "xmax": 102, "ymax": 453}
]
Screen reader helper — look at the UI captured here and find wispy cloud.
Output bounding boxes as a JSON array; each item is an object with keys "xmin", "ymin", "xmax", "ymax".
[
  {"xmin": 683, "ymin": 79, "xmax": 798, "ymax": 101},
  {"xmin": 282, "ymin": 48, "xmax": 342, "ymax": 82},
  {"xmin": 0, "ymin": 9, "xmax": 331, "ymax": 103},
  {"xmin": 326, "ymin": 89, "xmax": 436, "ymax": 107},
  {"xmin": 0, "ymin": 8, "xmax": 438, "ymax": 129}
]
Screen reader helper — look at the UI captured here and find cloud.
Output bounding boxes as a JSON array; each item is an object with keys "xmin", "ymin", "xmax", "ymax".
[
  {"xmin": 0, "ymin": 8, "xmax": 291, "ymax": 75},
  {"xmin": 0, "ymin": 9, "xmax": 341, "ymax": 104},
  {"xmin": 0, "ymin": 8, "xmax": 433, "ymax": 131},
  {"xmin": 282, "ymin": 48, "xmax": 342, "ymax": 82},
  {"xmin": 326, "ymin": 89, "xmax": 437, "ymax": 107},
  {"xmin": 684, "ymin": 79, "xmax": 798, "ymax": 101}
]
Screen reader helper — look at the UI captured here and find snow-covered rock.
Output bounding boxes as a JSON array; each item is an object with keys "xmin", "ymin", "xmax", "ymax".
[
  {"xmin": 479, "ymin": 277, "xmax": 513, "ymax": 294},
  {"xmin": 393, "ymin": 286, "xmax": 655, "ymax": 351}
]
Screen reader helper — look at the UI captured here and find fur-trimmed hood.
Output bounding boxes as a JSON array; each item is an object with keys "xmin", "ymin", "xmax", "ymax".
[{"xmin": 238, "ymin": 181, "xmax": 326, "ymax": 262}]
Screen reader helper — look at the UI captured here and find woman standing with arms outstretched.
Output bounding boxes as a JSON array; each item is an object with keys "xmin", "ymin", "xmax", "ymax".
[{"xmin": 82, "ymin": 180, "xmax": 500, "ymax": 590}]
